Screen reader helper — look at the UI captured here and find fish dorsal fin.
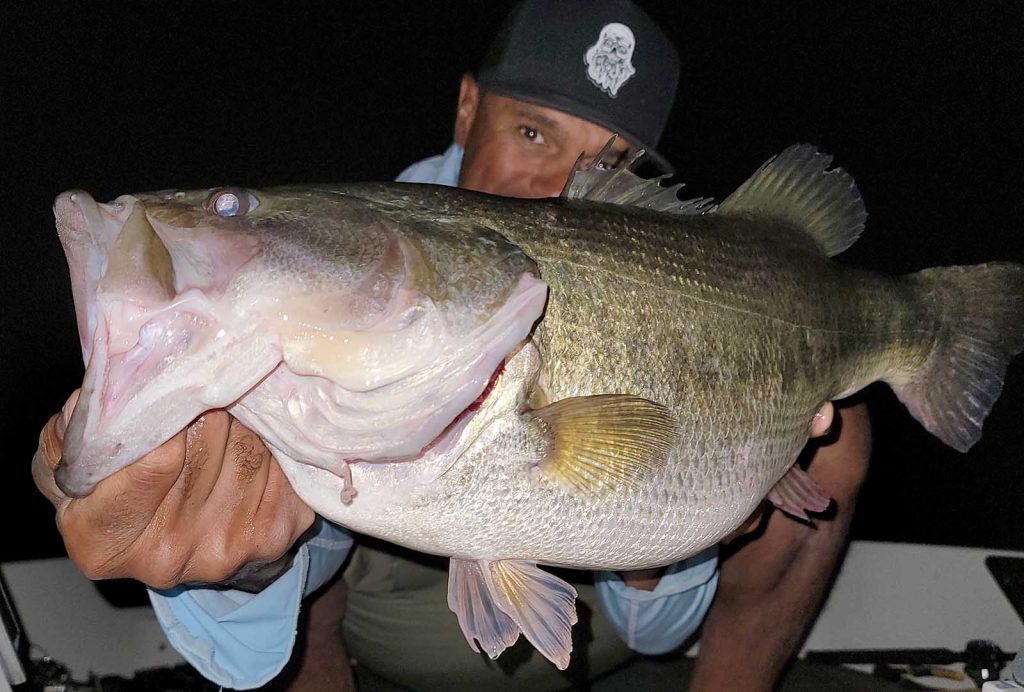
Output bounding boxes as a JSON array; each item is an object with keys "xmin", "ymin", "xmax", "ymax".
[
  {"xmin": 717, "ymin": 144, "xmax": 867, "ymax": 257},
  {"xmin": 529, "ymin": 394, "xmax": 676, "ymax": 496},
  {"xmin": 561, "ymin": 139, "xmax": 716, "ymax": 216}
]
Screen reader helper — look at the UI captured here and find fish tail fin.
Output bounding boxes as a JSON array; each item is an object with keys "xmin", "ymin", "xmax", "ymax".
[
  {"xmin": 890, "ymin": 262, "xmax": 1024, "ymax": 451},
  {"xmin": 717, "ymin": 144, "xmax": 867, "ymax": 257}
]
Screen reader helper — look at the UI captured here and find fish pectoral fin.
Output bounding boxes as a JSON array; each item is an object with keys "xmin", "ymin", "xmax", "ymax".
[
  {"xmin": 767, "ymin": 465, "xmax": 832, "ymax": 521},
  {"xmin": 447, "ymin": 558, "xmax": 521, "ymax": 659},
  {"xmin": 529, "ymin": 395, "xmax": 676, "ymax": 496},
  {"xmin": 487, "ymin": 560, "xmax": 579, "ymax": 670}
]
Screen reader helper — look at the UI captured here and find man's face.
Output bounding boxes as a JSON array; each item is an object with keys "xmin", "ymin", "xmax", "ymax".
[{"xmin": 454, "ymin": 75, "xmax": 634, "ymax": 199}]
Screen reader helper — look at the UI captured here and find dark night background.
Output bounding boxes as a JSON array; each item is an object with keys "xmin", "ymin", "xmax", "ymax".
[{"xmin": 2, "ymin": 1, "xmax": 1022, "ymax": 566}]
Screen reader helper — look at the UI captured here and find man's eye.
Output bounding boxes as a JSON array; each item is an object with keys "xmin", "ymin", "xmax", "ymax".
[{"xmin": 519, "ymin": 126, "xmax": 545, "ymax": 144}]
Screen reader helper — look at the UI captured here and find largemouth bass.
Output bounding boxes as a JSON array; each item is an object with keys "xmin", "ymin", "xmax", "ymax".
[{"xmin": 53, "ymin": 145, "xmax": 1024, "ymax": 669}]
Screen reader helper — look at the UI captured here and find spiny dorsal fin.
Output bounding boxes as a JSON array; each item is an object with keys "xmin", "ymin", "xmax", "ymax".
[
  {"xmin": 561, "ymin": 138, "xmax": 716, "ymax": 216},
  {"xmin": 528, "ymin": 394, "xmax": 676, "ymax": 496},
  {"xmin": 717, "ymin": 144, "xmax": 867, "ymax": 257}
]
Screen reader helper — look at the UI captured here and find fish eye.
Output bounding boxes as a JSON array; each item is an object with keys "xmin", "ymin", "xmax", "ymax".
[{"xmin": 208, "ymin": 188, "xmax": 260, "ymax": 217}]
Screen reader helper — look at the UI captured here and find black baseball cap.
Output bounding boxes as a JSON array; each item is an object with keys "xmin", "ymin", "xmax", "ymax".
[{"xmin": 476, "ymin": 0, "xmax": 680, "ymax": 172}]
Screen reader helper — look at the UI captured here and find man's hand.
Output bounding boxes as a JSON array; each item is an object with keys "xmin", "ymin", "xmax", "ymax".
[{"xmin": 33, "ymin": 390, "xmax": 316, "ymax": 590}]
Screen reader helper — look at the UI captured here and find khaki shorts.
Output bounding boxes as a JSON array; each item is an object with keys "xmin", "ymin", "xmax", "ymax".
[{"xmin": 342, "ymin": 538, "xmax": 636, "ymax": 691}]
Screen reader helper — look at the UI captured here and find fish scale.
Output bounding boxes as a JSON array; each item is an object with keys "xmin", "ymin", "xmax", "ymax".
[
  {"xmin": 294, "ymin": 148, "xmax": 1020, "ymax": 667},
  {"xmin": 54, "ymin": 145, "xmax": 1024, "ymax": 670}
]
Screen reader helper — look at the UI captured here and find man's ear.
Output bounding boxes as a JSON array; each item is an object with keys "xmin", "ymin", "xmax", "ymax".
[{"xmin": 454, "ymin": 74, "xmax": 480, "ymax": 147}]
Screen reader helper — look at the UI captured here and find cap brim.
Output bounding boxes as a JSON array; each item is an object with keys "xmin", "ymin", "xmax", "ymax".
[{"xmin": 479, "ymin": 80, "xmax": 675, "ymax": 174}]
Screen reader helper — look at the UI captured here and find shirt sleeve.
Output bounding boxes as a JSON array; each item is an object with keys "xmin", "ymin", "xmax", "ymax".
[
  {"xmin": 147, "ymin": 518, "xmax": 353, "ymax": 690},
  {"xmin": 594, "ymin": 545, "xmax": 719, "ymax": 656},
  {"xmin": 394, "ymin": 143, "xmax": 464, "ymax": 186}
]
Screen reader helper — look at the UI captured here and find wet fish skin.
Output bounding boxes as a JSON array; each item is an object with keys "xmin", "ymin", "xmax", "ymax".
[
  {"xmin": 289, "ymin": 187, "xmax": 975, "ymax": 566},
  {"xmin": 272, "ymin": 147, "xmax": 1023, "ymax": 668},
  {"xmin": 53, "ymin": 145, "xmax": 1024, "ymax": 670},
  {"xmin": 53, "ymin": 186, "xmax": 548, "ymax": 496}
]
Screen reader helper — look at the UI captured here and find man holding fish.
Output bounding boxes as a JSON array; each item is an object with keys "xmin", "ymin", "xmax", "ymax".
[{"xmin": 33, "ymin": 1, "xmax": 889, "ymax": 690}]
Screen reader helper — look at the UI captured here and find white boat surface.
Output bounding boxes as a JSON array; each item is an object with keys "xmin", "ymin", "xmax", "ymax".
[{"xmin": 1, "ymin": 540, "xmax": 1021, "ymax": 688}]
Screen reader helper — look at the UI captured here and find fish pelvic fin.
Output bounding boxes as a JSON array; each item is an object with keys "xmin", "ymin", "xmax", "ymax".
[
  {"xmin": 891, "ymin": 262, "xmax": 1024, "ymax": 452},
  {"xmin": 528, "ymin": 395, "xmax": 676, "ymax": 496},
  {"xmin": 447, "ymin": 558, "xmax": 579, "ymax": 670},
  {"xmin": 717, "ymin": 144, "xmax": 867, "ymax": 257},
  {"xmin": 447, "ymin": 558, "xmax": 521, "ymax": 659},
  {"xmin": 767, "ymin": 465, "xmax": 832, "ymax": 522}
]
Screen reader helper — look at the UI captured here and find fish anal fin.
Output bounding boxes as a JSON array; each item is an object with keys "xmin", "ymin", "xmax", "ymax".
[
  {"xmin": 486, "ymin": 560, "xmax": 578, "ymax": 671},
  {"xmin": 717, "ymin": 144, "xmax": 867, "ymax": 257},
  {"xmin": 530, "ymin": 395, "xmax": 676, "ymax": 496},
  {"xmin": 447, "ymin": 558, "xmax": 520, "ymax": 659},
  {"xmin": 767, "ymin": 465, "xmax": 832, "ymax": 521}
]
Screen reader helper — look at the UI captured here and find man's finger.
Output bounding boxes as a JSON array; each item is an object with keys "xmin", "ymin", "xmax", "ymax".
[
  {"xmin": 810, "ymin": 402, "xmax": 834, "ymax": 438},
  {"xmin": 226, "ymin": 417, "xmax": 273, "ymax": 487},
  {"xmin": 32, "ymin": 414, "xmax": 68, "ymax": 509},
  {"xmin": 261, "ymin": 458, "xmax": 317, "ymax": 548},
  {"xmin": 172, "ymin": 411, "xmax": 232, "ymax": 508},
  {"xmin": 204, "ymin": 416, "xmax": 275, "ymax": 525},
  {"xmin": 59, "ymin": 430, "xmax": 189, "ymax": 552},
  {"xmin": 57, "ymin": 390, "xmax": 81, "ymax": 440},
  {"xmin": 32, "ymin": 390, "xmax": 85, "ymax": 511}
]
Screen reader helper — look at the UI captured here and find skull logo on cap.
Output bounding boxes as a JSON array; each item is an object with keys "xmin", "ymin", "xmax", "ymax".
[{"xmin": 584, "ymin": 22, "xmax": 637, "ymax": 98}]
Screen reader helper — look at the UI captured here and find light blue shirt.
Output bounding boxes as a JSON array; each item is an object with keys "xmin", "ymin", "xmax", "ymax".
[
  {"xmin": 395, "ymin": 142, "xmax": 466, "ymax": 185},
  {"xmin": 149, "ymin": 517, "xmax": 352, "ymax": 689},
  {"xmin": 149, "ymin": 146, "xmax": 719, "ymax": 688}
]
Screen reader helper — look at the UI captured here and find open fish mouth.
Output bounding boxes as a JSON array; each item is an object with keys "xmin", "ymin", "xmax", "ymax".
[
  {"xmin": 52, "ymin": 188, "xmax": 550, "ymax": 497},
  {"xmin": 53, "ymin": 190, "xmax": 277, "ymax": 496}
]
